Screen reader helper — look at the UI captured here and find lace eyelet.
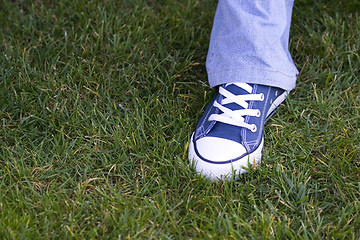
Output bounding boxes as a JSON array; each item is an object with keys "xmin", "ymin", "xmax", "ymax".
[
  {"xmin": 251, "ymin": 124, "xmax": 257, "ymax": 132},
  {"xmin": 256, "ymin": 110, "xmax": 261, "ymax": 117},
  {"xmin": 260, "ymin": 93, "xmax": 264, "ymax": 101}
]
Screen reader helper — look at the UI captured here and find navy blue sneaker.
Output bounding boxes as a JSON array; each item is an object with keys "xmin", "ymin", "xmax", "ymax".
[{"xmin": 188, "ymin": 83, "xmax": 288, "ymax": 180}]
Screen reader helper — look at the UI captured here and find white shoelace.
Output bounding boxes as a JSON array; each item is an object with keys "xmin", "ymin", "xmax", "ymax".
[{"xmin": 208, "ymin": 83, "xmax": 264, "ymax": 132}]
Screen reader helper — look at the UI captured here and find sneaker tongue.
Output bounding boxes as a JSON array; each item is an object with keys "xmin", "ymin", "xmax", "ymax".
[
  {"xmin": 207, "ymin": 83, "xmax": 254, "ymax": 143},
  {"xmin": 224, "ymin": 83, "xmax": 253, "ymax": 95},
  {"xmin": 222, "ymin": 83, "xmax": 254, "ymax": 111}
]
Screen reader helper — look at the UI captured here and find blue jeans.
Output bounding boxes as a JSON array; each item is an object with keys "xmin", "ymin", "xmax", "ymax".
[{"xmin": 206, "ymin": 0, "xmax": 298, "ymax": 91}]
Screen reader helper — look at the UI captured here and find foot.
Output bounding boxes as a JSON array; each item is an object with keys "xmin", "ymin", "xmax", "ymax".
[{"xmin": 188, "ymin": 82, "xmax": 288, "ymax": 180}]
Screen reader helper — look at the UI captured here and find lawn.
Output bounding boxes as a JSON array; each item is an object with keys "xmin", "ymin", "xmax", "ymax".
[{"xmin": 0, "ymin": 0, "xmax": 359, "ymax": 239}]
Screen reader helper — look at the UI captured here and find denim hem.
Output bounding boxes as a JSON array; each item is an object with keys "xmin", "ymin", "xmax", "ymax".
[{"xmin": 208, "ymin": 67, "xmax": 298, "ymax": 91}]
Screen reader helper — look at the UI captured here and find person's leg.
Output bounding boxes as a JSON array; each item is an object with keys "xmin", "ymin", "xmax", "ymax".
[
  {"xmin": 207, "ymin": 0, "xmax": 298, "ymax": 90},
  {"xmin": 189, "ymin": 0, "xmax": 298, "ymax": 180}
]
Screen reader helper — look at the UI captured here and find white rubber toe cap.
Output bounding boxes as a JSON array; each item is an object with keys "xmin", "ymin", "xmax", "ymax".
[
  {"xmin": 195, "ymin": 136, "xmax": 246, "ymax": 162},
  {"xmin": 189, "ymin": 134, "xmax": 264, "ymax": 180}
]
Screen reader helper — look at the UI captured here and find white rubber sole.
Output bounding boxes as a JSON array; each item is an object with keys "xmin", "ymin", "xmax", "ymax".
[{"xmin": 188, "ymin": 134, "xmax": 264, "ymax": 181}]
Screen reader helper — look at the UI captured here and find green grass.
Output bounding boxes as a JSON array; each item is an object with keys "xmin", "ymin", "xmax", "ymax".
[{"xmin": 0, "ymin": 0, "xmax": 359, "ymax": 239}]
